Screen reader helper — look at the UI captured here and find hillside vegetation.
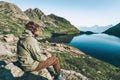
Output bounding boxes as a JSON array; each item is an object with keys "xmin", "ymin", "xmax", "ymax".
[
  {"xmin": 0, "ymin": 1, "xmax": 80, "ymax": 38},
  {"xmin": 104, "ymin": 23, "xmax": 120, "ymax": 37},
  {"xmin": 0, "ymin": 1, "xmax": 120, "ymax": 80},
  {"xmin": 51, "ymin": 51, "xmax": 120, "ymax": 80}
]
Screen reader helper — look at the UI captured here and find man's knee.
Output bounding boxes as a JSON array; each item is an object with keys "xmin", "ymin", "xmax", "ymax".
[{"xmin": 52, "ymin": 57, "xmax": 59, "ymax": 61}]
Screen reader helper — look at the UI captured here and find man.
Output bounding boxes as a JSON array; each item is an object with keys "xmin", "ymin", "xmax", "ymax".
[{"xmin": 17, "ymin": 21, "xmax": 63, "ymax": 80}]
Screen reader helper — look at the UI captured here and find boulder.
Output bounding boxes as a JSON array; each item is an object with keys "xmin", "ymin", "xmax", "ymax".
[
  {"xmin": 5, "ymin": 63, "xmax": 24, "ymax": 77},
  {"xmin": 3, "ymin": 34, "xmax": 18, "ymax": 42},
  {"xmin": 0, "ymin": 45, "xmax": 13, "ymax": 56},
  {"xmin": 0, "ymin": 62, "xmax": 52, "ymax": 80},
  {"xmin": 0, "ymin": 35, "xmax": 3, "ymax": 38},
  {"xmin": 4, "ymin": 34, "xmax": 15, "ymax": 42}
]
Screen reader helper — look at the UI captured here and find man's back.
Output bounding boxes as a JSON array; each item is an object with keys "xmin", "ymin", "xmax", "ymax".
[{"xmin": 17, "ymin": 30, "xmax": 47, "ymax": 71}]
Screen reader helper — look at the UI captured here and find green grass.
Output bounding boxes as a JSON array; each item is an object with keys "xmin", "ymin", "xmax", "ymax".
[{"xmin": 51, "ymin": 52, "xmax": 120, "ymax": 80}]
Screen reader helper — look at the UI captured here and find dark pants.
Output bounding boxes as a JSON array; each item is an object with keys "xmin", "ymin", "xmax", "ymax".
[{"xmin": 34, "ymin": 57, "xmax": 61, "ymax": 74}]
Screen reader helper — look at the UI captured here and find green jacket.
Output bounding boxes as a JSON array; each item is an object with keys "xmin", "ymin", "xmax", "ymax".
[{"xmin": 17, "ymin": 30, "xmax": 47, "ymax": 71}]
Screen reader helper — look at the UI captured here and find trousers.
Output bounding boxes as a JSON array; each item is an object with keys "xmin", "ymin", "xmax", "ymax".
[{"xmin": 34, "ymin": 57, "xmax": 61, "ymax": 73}]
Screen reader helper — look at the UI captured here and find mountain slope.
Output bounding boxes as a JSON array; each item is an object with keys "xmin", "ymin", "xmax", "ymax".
[
  {"xmin": 0, "ymin": 1, "xmax": 80, "ymax": 38},
  {"xmin": 48, "ymin": 14, "xmax": 80, "ymax": 34},
  {"xmin": 104, "ymin": 23, "xmax": 120, "ymax": 37},
  {"xmin": 0, "ymin": 1, "xmax": 29, "ymax": 35},
  {"xmin": 24, "ymin": 8, "xmax": 80, "ymax": 38}
]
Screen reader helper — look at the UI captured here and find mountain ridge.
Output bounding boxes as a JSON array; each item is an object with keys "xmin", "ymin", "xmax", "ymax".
[
  {"xmin": 0, "ymin": 1, "xmax": 80, "ymax": 38},
  {"xmin": 78, "ymin": 25, "xmax": 113, "ymax": 33},
  {"xmin": 104, "ymin": 23, "xmax": 120, "ymax": 37}
]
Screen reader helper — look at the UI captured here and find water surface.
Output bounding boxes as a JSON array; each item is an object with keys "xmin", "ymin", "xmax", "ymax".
[{"xmin": 70, "ymin": 34, "xmax": 120, "ymax": 67}]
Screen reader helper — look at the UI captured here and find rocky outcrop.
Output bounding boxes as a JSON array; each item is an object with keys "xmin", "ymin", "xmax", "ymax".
[
  {"xmin": 0, "ymin": 45, "xmax": 13, "ymax": 56},
  {"xmin": 24, "ymin": 8, "xmax": 80, "ymax": 38},
  {"xmin": 0, "ymin": 35, "xmax": 88, "ymax": 80},
  {"xmin": 61, "ymin": 69, "xmax": 90, "ymax": 80},
  {"xmin": 42, "ymin": 43, "xmax": 85, "ymax": 56},
  {"xmin": 0, "ymin": 62, "xmax": 90, "ymax": 80},
  {"xmin": 24, "ymin": 8, "xmax": 57, "ymax": 27},
  {"xmin": 0, "ymin": 1, "xmax": 80, "ymax": 38},
  {"xmin": 3, "ymin": 34, "xmax": 18, "ymax": 42},
  {"xmin": 0, "ymin": 1, "xmax": 29, "ymax": 35},
  {"xmin": 0, "ymin": 1, "xmax": 29, "ymax": 20}
]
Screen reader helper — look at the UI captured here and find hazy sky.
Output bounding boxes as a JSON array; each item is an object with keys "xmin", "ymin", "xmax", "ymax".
[{"xmin": 1, "ymin": 0, "xmax": 120, "ymax": 27}]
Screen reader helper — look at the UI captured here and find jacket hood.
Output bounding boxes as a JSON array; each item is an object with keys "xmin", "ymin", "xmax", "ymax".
[{"xmin": 19, "ymin": 30, "xmax": 34, "ymax": 39}]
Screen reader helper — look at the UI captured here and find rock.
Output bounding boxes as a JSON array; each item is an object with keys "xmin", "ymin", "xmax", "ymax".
[
  {"xmin": 4, "ymin": 62, "xmax": 52, "ymax": 80},
  {"xmin": 61, "ymin": 69, "xmax": 90, "ymax": 80},
  {"xmin": 1, "ymin": 62, "xmax": 90, "ymax": 80},
  {"xmin": 0, "ymin": 35, "xmax": 3, "ymax": 38},
  {"xmin": 97, "ymin": 71, "xmax": 101, "ymax": 74},
  {"xmin": 31, "ymin": 69, "xmax": 52, "ymax": 80},
  {"xmin": 3, "ymin": 34, "xmax": 18, "ymax": 42},
  {"xmin": 4, "ymin": 44, "xmax": 16, "ymax": 53},
  {"xmin": 4, "ymin": 34, "xmax": 15, "ymax": 42},
  {"xmin": 5, "ymin": 63, "xmax": 24, "ymax": 77},
  {"xmin": 69, "ymin": 46, "xmax": 85, "ymax": 55},
  {"xmin": 45, "ymin": 40, "xmax": 49, "ymax": 43},
  {"xmin": 49, "ymin": 43, "xmax": 85, "ymax": 56},
  {"xmin": 0, "ymin": 45, "xmax": 13, "ymax": 56},
  {"xmin": 56, "ymin": 44, "xmax": 61, "ymax": 47},
  {"xmin": 82, "ymin": 69, "xmax": 86, "ymax": 72}
]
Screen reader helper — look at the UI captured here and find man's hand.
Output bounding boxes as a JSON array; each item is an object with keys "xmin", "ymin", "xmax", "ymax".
[{"xmin": 44, "ymin": 50, "xmax": 52, "ymax": 58}]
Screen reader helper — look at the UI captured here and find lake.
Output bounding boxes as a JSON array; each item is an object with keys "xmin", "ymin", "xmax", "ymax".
[
  {"xmin": 40, "ymin": 33, "xmax": 120, "ymax": 68},
  {"xmin": 69, "ymin": 33, "xmax": 120, "ymax": 68}
]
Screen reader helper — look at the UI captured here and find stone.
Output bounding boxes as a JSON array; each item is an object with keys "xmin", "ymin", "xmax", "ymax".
[
  {"xmin": 31, "ymin": 69, "xmax": 52, "ymax": 80},
  {"xmin": 5, "ymin": 63, "xmax": 24, "ymax": 77},
  {"xmin": 97, "ymin": 71, "xmax": 101, "ymax": 74},
  {"xmin": 4, "ymin": 34, "xmax": 15, "ymax": 42},
  {"xmin": 61, "ymin": 69, "xmax": 90, "ymax": 80},
  {"xmin": 45, "ymin": 40, "xmax": 49, "ymax": 43},
  {"xmin": 0, "ymin": 45, "xmax": 13, "ymax": 56},
  {"xmin": 0, "ymin": 35, "xmax": 3, "ymax": 38},
  {"xmin": 82, "ymin": 69, "xmax": 86, "ymax": 72}
]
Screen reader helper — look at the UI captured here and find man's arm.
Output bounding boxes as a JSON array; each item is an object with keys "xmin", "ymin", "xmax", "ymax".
[
  {"xmin": 26, "ymin": 37, "xmax": 47, "ymax": 61},
  {"xmin": 44, "ymin": 50, "xmax": 52, "ymax": 58}
]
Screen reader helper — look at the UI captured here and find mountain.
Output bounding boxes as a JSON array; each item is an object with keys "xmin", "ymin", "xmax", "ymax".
[
  {"xmin": 104, "ymin": 23, "xmax": 120, "ymax": 37},
  {"xmin": 0, "ymin": 1, "xmax": 29, "ymax": 35},
  {"xmin": 48, "ymin": 14, "xmax": 80, "ymax": 34},
  {"xmin": 24, "ymin": 8, "xmax": 53, "ymax": 27},
  {"xmin": 0, "ymin": 1, "xmax": 80, "ymax": 38},
  {"xmin": 0, "ymin": 1, "xmax": 120, "ymax": 80},
  {"xmin": 24, "ymin": 8, "xmax": 80, "ymax": 38},
  {"xmin": 78, "ymin": 25, "xmax": 113, "ymax": 33}
]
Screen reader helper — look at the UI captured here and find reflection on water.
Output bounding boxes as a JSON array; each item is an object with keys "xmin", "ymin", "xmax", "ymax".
[
  {"xmin": 70, "ymin": 33, "xmax": 120, "ymax": 68},
  {"xmin": 39, "ymin": 34, "xmax": 76, "ymax": 43},
  {"xmin": 40, "ymin": 33, "xmax": 120, "ymax": 68}
]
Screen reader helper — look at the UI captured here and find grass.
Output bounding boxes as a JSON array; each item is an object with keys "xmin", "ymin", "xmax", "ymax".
[{"xmin": 51, "ymin": 52, "xmax": 120, "ymax": 80}]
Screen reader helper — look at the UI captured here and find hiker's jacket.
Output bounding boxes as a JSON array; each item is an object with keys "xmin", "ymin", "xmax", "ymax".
[{"xmin": 17, "ymin": 30, "xmax": 47, "ymax": 71}]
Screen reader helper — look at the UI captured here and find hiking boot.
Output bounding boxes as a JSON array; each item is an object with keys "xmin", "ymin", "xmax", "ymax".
[{"xmin": 54, "ymin": 73, "xmax": 65, "ymax": 80}]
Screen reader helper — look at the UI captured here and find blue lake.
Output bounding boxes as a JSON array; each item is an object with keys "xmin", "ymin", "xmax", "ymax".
[{"xmin": 69, "ymin": 34, "xmax": 120, "ymax": 68}]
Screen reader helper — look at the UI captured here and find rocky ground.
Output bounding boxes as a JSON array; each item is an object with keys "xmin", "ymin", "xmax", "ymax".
[{"xmin": 0, "ymin": 34, "xmax": 90, "ymax": 80}]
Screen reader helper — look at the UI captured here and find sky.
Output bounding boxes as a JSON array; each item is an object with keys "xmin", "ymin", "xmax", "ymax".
[{"xmin": 1, "ymin": 0, "xmax": 120, "ymax": 27}]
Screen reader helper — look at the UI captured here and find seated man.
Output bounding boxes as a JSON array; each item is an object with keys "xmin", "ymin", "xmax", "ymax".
[{"xmin": 17, "ymin": 21, "xmax": 63, "ymax": 80}]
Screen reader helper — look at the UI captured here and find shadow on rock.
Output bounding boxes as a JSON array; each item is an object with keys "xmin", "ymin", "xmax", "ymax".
[{"xmin": 0, "ymin": 61, "xmax": 48, "ymax": 80}]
